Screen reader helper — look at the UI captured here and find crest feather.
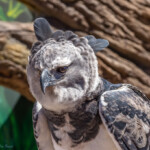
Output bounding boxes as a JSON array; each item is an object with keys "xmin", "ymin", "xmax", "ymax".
[
  {"xmin": 85, "ymin": 35, "xmax": 109, "ymax": 52},
  {"xmin": 34, "ymin": 18, "xmax": 52, "ymax": 41}
]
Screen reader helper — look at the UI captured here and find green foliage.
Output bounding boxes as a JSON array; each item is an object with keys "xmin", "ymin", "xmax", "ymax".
[
  {"xmin": 0, "ymin": 86, "xmax": 20, "ymax": 128},
  {"xmin": 0, "ymin": 1, "xmax": 35, "ymax": 149},
  {"xmin": 0, "ymin": 0, "xmax": 31, "ymax": 21},
  {"xmin": 0, "ymin": 96, "xmax": 37, "ymax": 150}
]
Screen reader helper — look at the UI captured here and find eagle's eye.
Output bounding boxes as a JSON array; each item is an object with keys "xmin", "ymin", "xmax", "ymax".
[{"xmin": 56, "ymin": 66, "xmax": 68, "ymax": 73}]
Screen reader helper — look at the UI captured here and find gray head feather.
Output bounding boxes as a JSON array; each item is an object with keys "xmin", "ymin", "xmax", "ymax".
[
  {"xmin": 34, "ymin": 18, "xmax": 53, "ymax": 41},
  {"xmin": 85, "ymin": 35, "xmax": 109, "ymax": 52},
  {"xmin": 27, "ymin": 18, "xmax": 109, "ymax": 112}
]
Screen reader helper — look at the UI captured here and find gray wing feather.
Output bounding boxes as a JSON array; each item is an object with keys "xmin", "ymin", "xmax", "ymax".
[
  {"xmin": 33, "ymin": 102, "xmax": 54, "ymax": 150},
  {"xmin": 99, "ymin": 84, "xmax": 150, "ymax": 150}
]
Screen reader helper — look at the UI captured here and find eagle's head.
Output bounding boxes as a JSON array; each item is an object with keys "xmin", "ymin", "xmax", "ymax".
[{"xmin": 27, "ymin": 18, "xmax": 109, "ymax": 112}]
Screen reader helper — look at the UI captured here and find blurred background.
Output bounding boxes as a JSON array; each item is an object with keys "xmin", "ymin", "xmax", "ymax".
[
  {"xmin": 0, "ymin": 0, "xmax": 36, "ymax": 149},
  {"xmin": 0, "ymin": 0, "xmax": 150, "ymax": 149}
]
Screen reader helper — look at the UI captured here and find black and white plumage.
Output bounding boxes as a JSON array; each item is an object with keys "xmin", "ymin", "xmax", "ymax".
[{"xmin": 27, "ymin": 18, "xmax": 150, "ymax": 150}]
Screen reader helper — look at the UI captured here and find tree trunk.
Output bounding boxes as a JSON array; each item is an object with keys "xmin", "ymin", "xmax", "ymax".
[{"xmin": 0, "ymin": 0, "xmax": 150, "ymax": 101}]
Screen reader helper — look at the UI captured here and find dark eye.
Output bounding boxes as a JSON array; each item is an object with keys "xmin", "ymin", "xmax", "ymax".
[{"xmin": 56, "ymin": 66, "xmax": 68, "ymax": 73}]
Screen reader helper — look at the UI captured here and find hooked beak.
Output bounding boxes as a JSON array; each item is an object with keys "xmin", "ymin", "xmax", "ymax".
[{"xmin": 40, "ymin": 69, "xmax": 56, "ymax": 94}]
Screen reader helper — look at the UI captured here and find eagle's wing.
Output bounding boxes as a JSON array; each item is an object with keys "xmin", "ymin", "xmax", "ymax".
[
  {"xmin": 33, "ymin": 102, "xmax": 54, "ymax": 150},
  {"xmin": 99, "ymin": 84, "xmax": 150, "ymax": 150}
]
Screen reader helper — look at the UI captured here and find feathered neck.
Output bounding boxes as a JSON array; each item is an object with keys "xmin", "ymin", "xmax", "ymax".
[{"xmin": 42, "ymin": 78, "xmax": 111, "ymax": 114}]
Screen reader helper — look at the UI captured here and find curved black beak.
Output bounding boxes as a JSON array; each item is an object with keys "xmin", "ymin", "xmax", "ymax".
[{"xmin": 40, "ymin": 69, "xmax": 56, "ymax": 94}]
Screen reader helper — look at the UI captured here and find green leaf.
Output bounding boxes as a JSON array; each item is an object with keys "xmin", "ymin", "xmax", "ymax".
[
  {"xmin": 0, "ymin": 96, "xmax": 37, "ymax": 150},
  {"xmin": 8, "ymin": 0, "xmax": 13, "ymax": 12},
  {"xmin": 0, "ymin": 0, "xmax": 9, "ymax": 4},
  {"xmin": 0, "ymin": 86, "xmax": 20, "ymax": 128},
  {"xmin": 0, "ymin": 6, "xmax": 7, "ymax": 21},
  {"xmin": 6, "ymin": 1, "xmax": 27, "ymax": 20}
]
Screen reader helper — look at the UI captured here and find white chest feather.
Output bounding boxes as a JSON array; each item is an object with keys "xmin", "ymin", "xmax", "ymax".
[{"xmin": 52, "ymin": 124, "xmax": 119, "ymax": 150}]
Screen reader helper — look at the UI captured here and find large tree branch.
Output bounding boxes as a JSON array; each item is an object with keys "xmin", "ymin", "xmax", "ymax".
[{"xmin": 0, "ymin": 21, "xmax": 35, "ymax": 101}]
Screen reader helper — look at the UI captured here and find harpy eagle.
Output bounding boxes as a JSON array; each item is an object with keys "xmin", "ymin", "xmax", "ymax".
[{"xmin": 27, "ymin": 18, "xmax": 150, "ymax": 150}]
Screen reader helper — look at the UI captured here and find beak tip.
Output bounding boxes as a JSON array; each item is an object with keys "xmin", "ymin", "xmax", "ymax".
[
  {"xmin": 40, "ymin": 79, "xmax": 45, "ymax": 94},
  {"xmin": 40, "ymin": 83, "xmax": 46, "ymax": 94},
  {"xmin": 42, "ymin": 88, "xmax": 46, "ymax": 94}
]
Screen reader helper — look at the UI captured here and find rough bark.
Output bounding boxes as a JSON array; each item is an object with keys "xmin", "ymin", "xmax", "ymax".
[
  {"xmin": 0, "ymin": 21, "xmax": 35, "ymax": 101},
  {"xmin": 0, "ymin": 0, "xmax": 150, "ymax": 100}
]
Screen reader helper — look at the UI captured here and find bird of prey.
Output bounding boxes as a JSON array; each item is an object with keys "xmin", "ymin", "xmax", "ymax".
[{"xmin": 27, "ymin": 18, "xmax": 150, "ymax": 150}]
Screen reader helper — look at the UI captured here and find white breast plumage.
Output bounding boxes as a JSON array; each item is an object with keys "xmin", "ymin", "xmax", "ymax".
[{"xmin": 52, "ymin": 124, "xmax": 118, "ymax": 150}]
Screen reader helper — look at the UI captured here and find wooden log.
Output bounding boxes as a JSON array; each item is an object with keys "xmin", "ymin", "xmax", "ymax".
[{"xmin": 0, "ymin": 21, "xmax": 35, "ymax": 101}]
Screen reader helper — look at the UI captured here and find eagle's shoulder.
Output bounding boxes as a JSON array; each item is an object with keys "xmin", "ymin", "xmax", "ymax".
[
  {"xmin": 32, "ymin": 101, "xmax": 42, "ymax": 131},
  {"xmin": 99, "ymin": 84, "xmax": 150, "ymax": 150},
  {"xmin": 32, "ymin": 102, "xmax": 54, "ymax": 150}
]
